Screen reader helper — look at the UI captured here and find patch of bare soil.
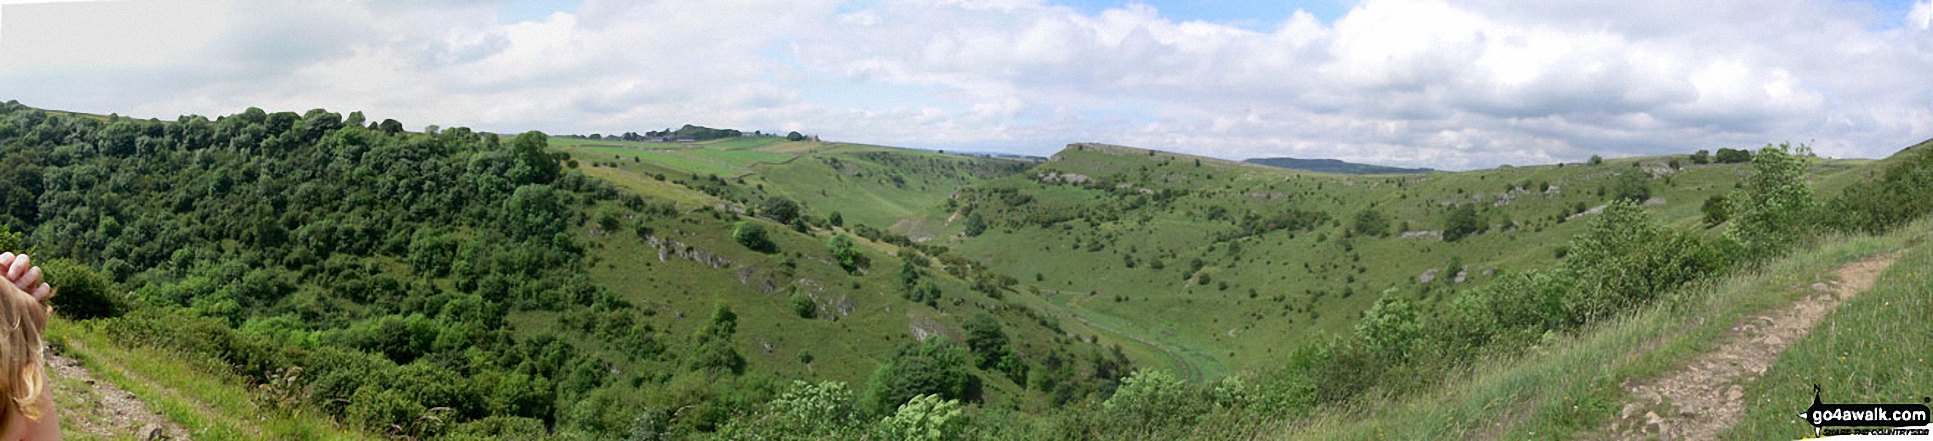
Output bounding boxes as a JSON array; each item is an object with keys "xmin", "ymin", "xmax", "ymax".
[
  {"xmin": 46, "ymin": 349, "xmax": 190, "ymax": 440},
  {"xmin": 1604, "ymin": 252, "xmax": 1899, "ymax": 440}
]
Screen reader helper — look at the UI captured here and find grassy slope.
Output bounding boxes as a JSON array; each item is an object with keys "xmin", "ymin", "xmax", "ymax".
[
  {"xmin": 945, "ymin": 142, "xmax": 1867, "ymax": 377},
  {"xmin": 1280, "ymin": 216, "xmax": 1930, "ymax": 440},
  {"xmin": 1726, "ymin": 226, "xmax": 1932, "ymax": 438},
  {"xmin": 535, "ymin": 157, "xmax": 1117, "ymax": 413},
  {"xmin": 743, "ymin": 145, "xmax": 1034, "ymax": 235},
  {"xmin": 46, "ymin": 319, "xmax": 365, "ymax": 440}
]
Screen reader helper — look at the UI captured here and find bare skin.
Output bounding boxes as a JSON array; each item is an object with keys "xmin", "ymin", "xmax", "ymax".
[{"xmin": 0, "ymin": 252, "xmax": 61, "ymax": 441}]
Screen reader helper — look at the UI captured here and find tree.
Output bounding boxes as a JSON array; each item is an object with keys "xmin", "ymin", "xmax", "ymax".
[
  {"xmin": 863, "ymin": 337, "xmax": 978, "ymax": 416},
  {"xmin": 1724, "ymin": 143, "xmax": 1815, "ymax": 259},
  {"xmin": 962, "ymin": 313, "xmax": 1009, "ymax": 369},
  {"xmin": 689, "ymin": 301, "xmax": 745, "ymax": 374},
  {"xmin": 1351, "ymin": 207, "xmax": 1389, "ymax": 237},
  {"xmin": 760, "ymin": 197, "xmax": 801, "ymax": 225},
  {"xmin": 504, "ymin": 184, "xmax": 564, "ymax": 239},
  {"xmin": 829, "ymin": 211, "xmax": 844, "ymax": 227},
  {"xmin": 1611, "ymin": 171, "xmax": 1651, "ymax": 203},
  {"xmin": 1442, "ymin": 204, "xmax": 1485, "ymax": 242},
  {"xmin": 732, "ymin": 221, "xmax": 775, "ymax": 253},
  {"xmin": 377, "ymin": 119, "xmax": 405, "ymax": 135},
  {"xmin": 787, "ymin": 131, "xmax": 806, "ymax": 142},
  {"xmin": 1691, "ymin": 149, "xmax": 1711, "ymax": 164},
  {"xmin": 1588, "ymin": 154, "xmax": 1604, "ymax": 165},
  {"xmin": 509, "ymin": 131, "xmax": 560, "ymax": 185},
  {"xmin": 1714, "ymin": 147, "xmax": 1753, "ymax": 163},
  {"xmin": 827, "ymin": 234, "xmax": 860, "ymax": 273},
  {"xmin": 962, "ymin": 212, "xmax": 987, "ymax": 237}
]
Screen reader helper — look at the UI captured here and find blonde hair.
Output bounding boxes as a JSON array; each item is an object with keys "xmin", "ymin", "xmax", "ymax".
[{"xmin": 0, "ymin": 280, "xmax": 46, "ymax": 425}]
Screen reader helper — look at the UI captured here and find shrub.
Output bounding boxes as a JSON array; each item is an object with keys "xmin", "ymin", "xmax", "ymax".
[
  {"xmin": 1442, "ymin": 204, "xmax": 1485, "ymax": 242},
  {"xmin": 873, "ymin": 394, "xmax": 965, "ymax": 441},
  {"xmin": 790, "ymin": 290, "xmax": 816, "ymax": 319},
  {"xmin": 1702, "ymin": 194, "xmax": 1729, "ymax": 227},
  {"xmin": 760, "ymin": 197, "xmax": 801, "ymax": 225},
  {"xmin": 732, "ymin": 221, "xmax": 775, "ymax": 252},
  {"xmin": 863, "ymin": 337, "xmax": 979, "ymax": 417},
  {"xmin": 1715, "ymin": 147, "xmax": 1753, "ymax": 163},
  {"xmin": 1611, "ymin": 171, "xmax": 1651, "ymax": 202},
  {"xmin": 827, "ymin": 234, "xmax": 861, "ymax": 273},
  {"xmin": 41, "ymin": 258, "xmax": 124, "ymax": 319},
  {"xmin": 1724, "ymin": 143, "xmax": 1815, "ymax": 261},
  {"xmin": 1819, "ymin": 143, "xmax": 1933, "ymax": 234},
  {"xmin": 1102, "ymin": 370, "xmax": 1204, "ymax": 437},
  {"xmin": 962, "ymin": 212, "xmax": 987, "ymax": 237},
  {"xmin": 962, "ymin": 313, "xmax": 1009, "ymax": 369},
  {"xmin": 1351, "ymin": 207, "xmax": 1390, "ymax": 237}
]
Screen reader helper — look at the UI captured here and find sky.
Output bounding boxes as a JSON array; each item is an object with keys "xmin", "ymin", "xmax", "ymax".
[{"xmin": 2, "ymin": 0, "xmax": 1931, "ymax": 170}]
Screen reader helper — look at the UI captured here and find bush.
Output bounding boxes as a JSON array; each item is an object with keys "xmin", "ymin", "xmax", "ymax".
[
  {"xmin": 790, "ymin": 291, "xmax": 816, "ymax": 319},
  {"xmin": 962, "ymin": 212, "xmax": 987, "ymax": 237},
  {"xmin": 827, "ymin": 234, "xmax": 861, "ymax": 273},
  {"xmin": 1351, "ymin": 207, "xmax": 1389, "ymax": 237},
  {"xmin": 41, "ymin": 258, "xmax": 124, "ymax": 320},
  {"xmin": 962, "ymin": 313, "xmax": 1009, "ymax": 369},
  {"xmin": 732, "ymin": 221, "xmax": 775, "ymax": 253},
  {"xmin": 1715, "ymin": 147, "xmax": 1753, "ymax": 163},
  {"xmin": 1102, "ymin": 369, "xmax": 1204, "ymax": 437},
  {"xmin": 1442, "ymin": 204, "xmax": 1485, "ymax": 242},
  {"xmin": 1564, "ymin": 199, "xmax": 1726, "ymax": 324},
  {"xmin": 1691, "ymin": 149, "xmax": 1711, "ymax": 164},
  {"xmin": 873, "ymin": 394, "xmax": 965, "ymax": 441},
  {"xmin": 1819, "ymin": 143, "xmax": 1933, "ymax": 234},
  {"xmin": 1611, "ymin": 171, "xmax": 1651, "ymax": 203},
  {"xmin": 760, "ymin": 197, "xmax": 801, "ymax": 225},
  {"xmin": 863, "ymin": 337, "xmax": 979, "ymax": 417},
  {"xmin": 1724, "ymin": 143, "xmax": 1815, "ymax": 261},
  {"xmin": 1702, "ymin": 194, "xmax": 1729, "ymax": 227}
]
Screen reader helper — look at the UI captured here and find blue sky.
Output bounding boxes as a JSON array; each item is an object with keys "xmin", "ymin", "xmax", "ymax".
[{"xmin": 4, "ymin": 0, "xmax": 1932, "ymax": 169}]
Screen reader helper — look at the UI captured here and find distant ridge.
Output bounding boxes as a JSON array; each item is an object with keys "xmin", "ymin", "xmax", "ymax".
[{"xmin": 1244, "ymin": 156, "xmax": 1435, "ymax": 175}]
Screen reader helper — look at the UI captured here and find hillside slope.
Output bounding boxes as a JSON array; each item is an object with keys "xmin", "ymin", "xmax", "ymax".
[
  {"xmin": 936, "ymin": 141, "xmax": 1866, "ymax": 375},
  {"xmin": 1245, "ymin": 156, "xmax": 1435, "ymax": 175}
]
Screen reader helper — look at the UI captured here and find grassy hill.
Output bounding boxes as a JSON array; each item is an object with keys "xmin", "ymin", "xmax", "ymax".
[
  {"xmin": 935, "ymin": 142, "xmax": 1866, "ymax": 376},
  {"xmin": 8, "ymin": 97, "xmax": 1927, "ymax": 440},
  {"xmin": 1244, "ymin": 156, "xmax": 1435, "ymax": 175}
]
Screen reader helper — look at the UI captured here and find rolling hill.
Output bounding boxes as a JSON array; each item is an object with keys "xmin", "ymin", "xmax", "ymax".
[
  {"xmin": 6, "ymin": 98, "xmax": 1928, "ymax": 440},
  {"xmin": 1244, "ymin": 156, "xmax": 1436, "ymax": 174}
]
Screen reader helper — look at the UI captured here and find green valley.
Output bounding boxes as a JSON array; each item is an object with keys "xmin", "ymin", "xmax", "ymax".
[{"xmin": 4, "ymin": 99, "xmax": 1929, "ymax": 440}]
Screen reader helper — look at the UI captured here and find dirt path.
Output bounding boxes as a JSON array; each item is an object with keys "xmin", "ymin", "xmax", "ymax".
[
  {"xmin": 1603, "ymin": 251, "xmax": 1899, "ymax": 440},
  {"xmin": 46, "ymin": 349, "xmax": 190, "ymax": 440}
]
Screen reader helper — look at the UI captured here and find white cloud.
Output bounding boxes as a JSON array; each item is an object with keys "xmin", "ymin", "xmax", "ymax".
[{"xmin": 1, "ymin": 0, "xmax": 1930, "ymax": 169}]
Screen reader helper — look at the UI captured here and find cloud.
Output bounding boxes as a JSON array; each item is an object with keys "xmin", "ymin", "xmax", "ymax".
[{"xmin": 2, "ymin": 0, "xmax": 1930, "ymax": 169}]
